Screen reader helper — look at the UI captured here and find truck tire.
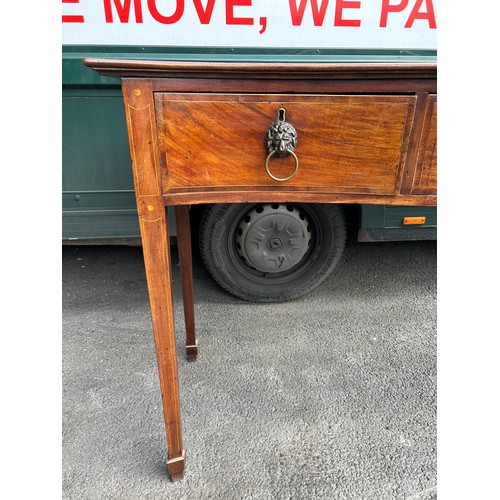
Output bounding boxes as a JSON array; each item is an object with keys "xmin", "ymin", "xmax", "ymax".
[{"xmin": 199, "ymin": 203, "xmax": 346, "ymax": 303}]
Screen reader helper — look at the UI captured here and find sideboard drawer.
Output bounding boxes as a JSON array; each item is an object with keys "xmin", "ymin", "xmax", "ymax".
[
  {"xmin": 155, "ymin": 93, "xmax": 416, "ymax": 197},
  {"xmin": 411, "ymin": 94, "xmax": 437, "ymax": 195}
]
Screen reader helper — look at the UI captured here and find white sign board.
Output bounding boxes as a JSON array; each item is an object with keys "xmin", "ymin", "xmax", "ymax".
[{"xmin": 62, "ymin": 0, "xmax": 437, "ymax": 50}]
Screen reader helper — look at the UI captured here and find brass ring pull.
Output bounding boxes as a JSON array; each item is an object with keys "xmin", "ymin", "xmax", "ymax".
[
  {"xmin": 265, "ymin": 108, "xmax": 299, "ymax": 182},
  {"xmin": 265, "ymin": 148, "xmax": 299, "ymax": 182}
]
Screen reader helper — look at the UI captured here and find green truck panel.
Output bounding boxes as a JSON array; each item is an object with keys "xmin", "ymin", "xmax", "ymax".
[
  {"xmin": 62, "ymin": 89, "xmax": 139, "ymax": 240},
  {"xmin": 358, "ymin": 205, "xmax": 437, "ymax": 242}
]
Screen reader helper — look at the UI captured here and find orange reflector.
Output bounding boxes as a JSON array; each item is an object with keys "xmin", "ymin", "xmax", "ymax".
[{"xmin": 403, "ymin": 216, "xmax": 426, "ymax": 225}]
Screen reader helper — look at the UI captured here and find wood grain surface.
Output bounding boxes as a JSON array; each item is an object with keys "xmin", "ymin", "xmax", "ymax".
[{"xmin": 156, "ymin": 93, "xmax": 416, "ymax": 197}]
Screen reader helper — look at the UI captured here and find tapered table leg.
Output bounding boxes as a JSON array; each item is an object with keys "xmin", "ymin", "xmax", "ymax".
[
  {"xmin": 174, "ymin": 205, "xmax": 198, "ymax": 362},
  {"xmin": 122, "ymin": 79, "xmax": 186, "ymax": 481},
  {"xmin": 139, "ymin": 206, "xmax": 186, "ymax": 481}
]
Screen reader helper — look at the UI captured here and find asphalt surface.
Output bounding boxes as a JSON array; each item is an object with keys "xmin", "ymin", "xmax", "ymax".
[{"xmin": 62, "ymin": 237, "xmax": 437, "ymax": 500}]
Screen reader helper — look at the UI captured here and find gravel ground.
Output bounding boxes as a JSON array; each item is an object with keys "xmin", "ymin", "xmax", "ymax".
[{"xmin": 62, "ymin": 238, "xmax": 437, "ymax": 499}]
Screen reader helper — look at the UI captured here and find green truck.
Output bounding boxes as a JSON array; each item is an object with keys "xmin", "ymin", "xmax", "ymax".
[{"xmin": 62, "ymin": 1, "xmax": 436, "ymax": 301}]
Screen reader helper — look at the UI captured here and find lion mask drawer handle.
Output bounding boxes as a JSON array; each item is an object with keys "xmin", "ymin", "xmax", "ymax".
[{"xmin": 265, "ymin": 108, "xmax": 299, "ymax": 182}]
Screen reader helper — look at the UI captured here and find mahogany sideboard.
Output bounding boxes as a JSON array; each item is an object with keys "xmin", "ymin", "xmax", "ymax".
[{"xmin": 84, "ymin": 58, "xmax": 437, "ymax": 481}]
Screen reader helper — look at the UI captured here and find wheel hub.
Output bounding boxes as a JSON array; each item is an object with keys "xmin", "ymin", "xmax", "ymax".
[
  {"xmin": 235, "ymin": 204, "xmax": 312, "ymax": 273},
  {"xmin": 268, "ymin": 237, "xmax": 284, "ymax": 250}
]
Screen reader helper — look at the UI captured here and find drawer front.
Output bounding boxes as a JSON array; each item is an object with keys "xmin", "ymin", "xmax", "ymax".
[
  {"xmin": 411, "ymin": 95, "xmax": 437, "ymax": 195},
  {"xmin": 156, "ymin": 94, "xmax": 416, "ymax": 196}
]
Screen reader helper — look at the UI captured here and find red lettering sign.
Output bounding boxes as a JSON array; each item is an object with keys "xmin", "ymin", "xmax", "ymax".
[
  {"xmin": 289, "ymin": 0, "xmax": 329, "ymax": 27},
  {"xmin": 226, "ymin": 0, "xmax": 253, "ymax": 25},
  {"xmin": 334, "ymin": 0, "xmax": 361, "ymax": 27},
  {"xmin": 380, "ymin": 0, "xmax": 436, "ymax": 29},
  {"xmin": 103, "ymin": 0, "xmax": 144, "ymax": 23},
  {"xmin": 62, "ymin": 0, "xmax": 85, "ymax": 23},
  {"xmin": 62, "ymin": 0, "xmax": 437, "ymax": 48},
  {"xmin": 194, "ymin": 0, "xmax": 216, "ymax": 24},
  {"xmin": 148, "ymin": 0, "xmax": 184, "ymax": 24},
  {"xmin": 405, "ymin": 0, "xmax": 436, "ymax": 28}
]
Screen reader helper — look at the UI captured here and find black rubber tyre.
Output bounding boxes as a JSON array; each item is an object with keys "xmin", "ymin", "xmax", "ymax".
[{"xmin": 199, "ymin": 203, "xmax": 346, "ymax": 303}]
